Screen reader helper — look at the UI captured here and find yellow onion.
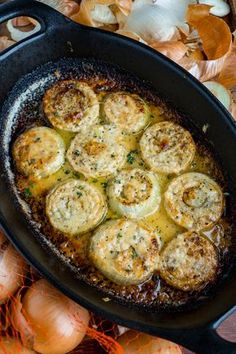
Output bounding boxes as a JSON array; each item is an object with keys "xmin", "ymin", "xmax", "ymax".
[
  {"xmin": 10, "ymin": 279, "xmax": 90, "ymax": 354},
  {"xmin": 0, "ymin": 337, "xmax": 35, "ymax": 354},
  {"xmin": 0, "ymin": 230, "xmax": 27, "ymax": 304},
  {"xmin": 118, "ymin": 330, "xmax": 182, "ymax": 354}
]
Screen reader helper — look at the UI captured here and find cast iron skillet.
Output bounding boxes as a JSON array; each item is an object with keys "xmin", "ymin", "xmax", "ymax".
[{"xmin": 0, "ymin": 1, "xmax": 236, "ymax": 353}]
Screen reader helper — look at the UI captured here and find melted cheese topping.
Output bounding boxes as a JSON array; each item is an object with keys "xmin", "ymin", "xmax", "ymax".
[
  {"xmin": 43, "ymin": 80, "xmax": 99, "ymax": 132},
  {"xmin": 103, "ymin": 92, "xmax": 150, "ymax": 134},
  {"xmin": 160, "ymin": 231, "xmax": 218, "ymax": 291},
  {"xmin": 107, "ymin": 168, "xmax": 161, "ymax": 218},
  {"xmin": 140, "ymin": 121, "xmax": 196, "ymax": 174},
  {"xmin": 164, "ymin": 172, "xmax": 224, "ymax": 231},
  {"xmin": 67, "ymin": 124, "xmax": 127, "ymax": 178},
  {"xmin": 46, "ymin": 179, "xmax": 107, "ymax": 235},
  {"xmin": 12, "ymin": 127, "xmax": 65, "ymax": 179},
  {"xmin": 89, "ymin": 219, "xmax": 161, "ymax": 285}
]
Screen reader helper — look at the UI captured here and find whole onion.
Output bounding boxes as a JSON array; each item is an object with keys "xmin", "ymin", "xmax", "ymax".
[{"xmin": 10, "ymin": 279, "xmax": 90, "ymax": 354}]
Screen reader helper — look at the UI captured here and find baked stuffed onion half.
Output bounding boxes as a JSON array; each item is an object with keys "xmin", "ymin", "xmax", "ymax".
[
  {"xmin": 46, "ymin": 179, "xmax": 107, "ymax": 235},
  {"xmin": 43, "ymin": 80, "xmax": 99, "ymax": 132},
  {"xmin": 67, "ymin": 124, "xmax": 127, "ymax": 178},
  {"xmin": 160, "ymin": 231, "xmax": 218, "ymax": 291},
  {"xmin": 12, "ymin": 126, "xmax": 65, "ymax": 179},
  {"xmin": 107, "ymin": 168, "xmax": 161, "ymax": 219},
  {"xmin": 140, "ymin": 121, "xmax": 196, "ymax": 174},
  {"xmin": 89, "ymin": 219, "xmax": 161, "ymax": 285},
  {"xmin": 164, "ymin": 172, "xmax": 224, "ymax": 231},
  {"xmin": 102, "ymin": 92, "xmax": 149, "ymax": 134}
]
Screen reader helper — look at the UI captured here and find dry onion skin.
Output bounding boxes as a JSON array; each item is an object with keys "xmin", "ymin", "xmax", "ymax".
[
  {"xmin": 0, "ymin": 230, "xmax": 27, "ymax": 304},
  {"xmin": 150, "ymin": 40, "xmax": 187, "ymax": 63},
  {"xmin": 180, "ymin": 6, "xmax": 232, "ymax": 82},
  {"xmin": 72, "ymin": 0, "xmax": 132, "ymax": 27},
  {"xmin": 10, "ymin": 279, "xmax": 90, "ymax": 354},
  {"xmin": 0, "ymin": 36, "xmax": 15, "ymax": 52},
  {"xmin": 0, "ymin": 338, "xmax": 35, "ymax": 354},
  {"xmin": 118, "ymin": 330, "xmax": 182, "ymax": 354}
]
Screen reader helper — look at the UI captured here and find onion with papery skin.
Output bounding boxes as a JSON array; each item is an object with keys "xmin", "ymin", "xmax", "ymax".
[
  {"xmin": 118, "ymin": 330, "xmax": 182, "ymax": 354},
  {"xmin": 10, "ymin": 279, "xmax": 90, "ymax": 354},
  {"xmin": 0, "ymin": 337, "xmax": 35, "ymax": 354},
  {"xmin": 0, "ymin": 230, "xmax": 27, "ymax": 304}
]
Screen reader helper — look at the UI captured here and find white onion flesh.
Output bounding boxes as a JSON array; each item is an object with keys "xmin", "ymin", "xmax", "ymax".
[
  {"xmin": 199, "ymin": 0, "xmax": 230, "ymax": 17},
  {"xmin": 203, "ymin": 81, "xmax": 231, "ymax": 109}
]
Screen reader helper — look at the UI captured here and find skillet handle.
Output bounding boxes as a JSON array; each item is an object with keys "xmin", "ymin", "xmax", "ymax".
[
  {"xmin": 0, "ymin": 0, "xmax": 68, "ymax": 34},
  {"xmin": 170, "ymin": 325, "xmax": 236, "ymax": 354}
]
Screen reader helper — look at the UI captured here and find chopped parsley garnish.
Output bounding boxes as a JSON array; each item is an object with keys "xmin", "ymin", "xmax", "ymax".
[
  {"xmin": 131, "ymin": 247, "xmax": 138, "ymax": 259},
  {"xmin": 74, "ymin": 150, "xmax": 81, "ymax": 156},
  {"xmin": 117, "ymin": 233, "xmax": 123, "ymax": 239},
  {"xmin": 28, "ymin": 158, "xmax": 36, "ymax": 165},
  {"xmin": 34, "ymin": 137, "xmax": 41, "ymax": 142},
  {"xmin": 101, "ymin": 182, "xmax": 108, "ymax": 189},
  {"xmin": 76, "ymin": 191, "xmax": 83, "ymax": 197},
  {"xmin": 127, "ymin": 150, "xmax": 138, "ymax": 164},
  {"xmin": 23, "ymin": 188, "xmax": 32, "ymax": 198}
]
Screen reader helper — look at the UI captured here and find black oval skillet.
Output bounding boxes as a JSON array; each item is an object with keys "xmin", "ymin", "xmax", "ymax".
[{"xmin": 0, "ymin": 1, "xmax": 236, "ymax": 353}]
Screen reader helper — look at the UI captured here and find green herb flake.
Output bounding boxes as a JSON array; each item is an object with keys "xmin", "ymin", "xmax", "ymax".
[
  {"xmin": 117, "ymin": 233, "xmax": 123, "ymax": 239},
  {"xmin": 28, "ymin": 158, "xmax": 36, "ymax": 165},
  {"xmin": 34, "ymin": 137, "xmax": 41, "ymax": 142},
  {"xmin": 131, "ymin": 247, "xmax": 138, "ymax": 259},
  {"xmin": 23, "ymin": 188, "xmax": 32, "ymax": 198},
  {"xmin": 76, "ymin": 191, "xmax": 83, "ymax": 197},
  {"xmin": 74, "ymin": 150, "xmax": 81, "ymax": 156},
  {"xmin": 127, "ymin": 150, "xmax": 138, "ymax": 164},
  {"xmin": 101, "ymin": 182, "xmax": 108, "ymax": 189},
  {"xmin": 65, "ymin": 170, "xmax": 70, "ymax": 175}
]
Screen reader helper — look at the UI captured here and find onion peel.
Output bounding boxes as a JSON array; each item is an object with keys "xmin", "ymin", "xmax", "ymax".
[
  {"xmin": 197, "ymin": 16, "xmax": 231, "ymax": 60},
  {"xmin": 116, "ymin": 29, "xmax": 147, "ymax": 42},
  {"xmin": 115, "ymin": 0, "xmax": 132, "ymax": 16},
  {"xmin": 72, "ymin": 0, "xmax": 130, "ymax": 27},
  {"xmin": 179, "ymin": 14, "xmax": 232, "ymax": 82},
  {"xmin": 0, "ymin": 36, "xmax": 15, "ymax": 52},
  {"xmin": 150, "ymin": 40, "xmax": 187, "ymax": 62},
  {"xmin": 186, "ymin": 4, "xmax": 212, "ymax": 27}
]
